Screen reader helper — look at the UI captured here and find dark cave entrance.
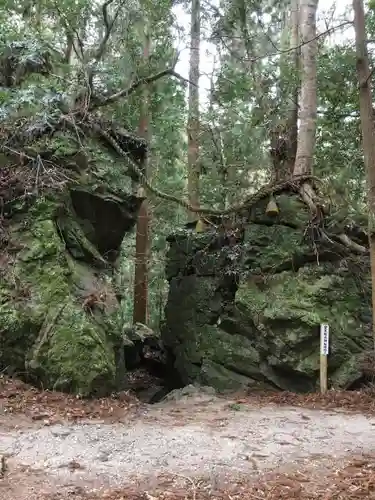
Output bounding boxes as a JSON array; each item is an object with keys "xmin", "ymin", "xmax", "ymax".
[{"xmin": 121, "ymin": 341, "xmax": 184, "ymax": 404}]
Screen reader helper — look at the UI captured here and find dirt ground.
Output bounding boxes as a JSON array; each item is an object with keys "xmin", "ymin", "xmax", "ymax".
[{"xmin": 1, "ymin": 377, "xmax": 375, "ymax": 499}]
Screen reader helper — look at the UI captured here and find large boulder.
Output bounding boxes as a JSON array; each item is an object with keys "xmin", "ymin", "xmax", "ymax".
[
  {"xmin": 0, "ymin": 127, "xmax": 145, "ymax": 396},
  {"xmin": 162, "ymin": 193, "xmax": 372, "ymax": 392}
]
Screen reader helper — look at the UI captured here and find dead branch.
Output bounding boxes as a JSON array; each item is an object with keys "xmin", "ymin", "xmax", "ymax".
[
  {"xmin": 89, "ymin": 68, "xmax": 191, "ymax": 109},
  {"xmin": 86, "ymin": 0, "xmax": 126, "ymax": 91},
  {"xmin": 85, "ymin": 118, "xmax": 318, "ymax": 216},
  {"xmin": 337, "ymin": 233, "xmax": 367, "ymax": 253},
  {"xmin": 53, "ymin": 4, "xmax": 85, "ymax": 62},
  {"xmin": 93, "ymin": 0, "xmax": 124, "ymax": 63}
]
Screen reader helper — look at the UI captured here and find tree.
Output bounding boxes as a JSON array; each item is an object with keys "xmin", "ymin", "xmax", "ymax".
[
  {"xmin": 133, "ymin": 18, "xmax": 151, "ymax": 325},
  {"xmin": 293, "ymin": 0, "xmax": 319, "ymax": 210},
  {"xmin": 353, "ymin": 0, "xmax": 375, "ymax": 347},
  {"xmin": 187, "ymin": 0, "xmax": 201, "ymax": 220},
  {"xmin": 278, "ymin": 0, "xmax": 299, "ymax": 178}
]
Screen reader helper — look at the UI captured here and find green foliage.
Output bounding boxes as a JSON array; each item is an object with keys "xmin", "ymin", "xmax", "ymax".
[{"xmin": 316, "ymin": 44, "xmax": 366, "ymax": 212}]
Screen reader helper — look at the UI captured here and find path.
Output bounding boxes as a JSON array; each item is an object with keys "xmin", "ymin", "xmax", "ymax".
[{"xmin": 1, "ymin": 391, "xmax": 375, "ymax": 499}]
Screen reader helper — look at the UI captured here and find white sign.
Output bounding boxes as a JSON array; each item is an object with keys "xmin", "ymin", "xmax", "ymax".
[{"xmin": 320, "ymin": 323, "xmax": 329, "ymax": 355}]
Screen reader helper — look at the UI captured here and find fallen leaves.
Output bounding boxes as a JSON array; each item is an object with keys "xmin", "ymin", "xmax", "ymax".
[
  {"xmin": 4, "ymin": 375, "xmax": 375, "ymax": 425},
  {"xmin": 230, "ymin": 387, "xmax": 375, "ymax": 417},
  {"xmin": 0, "ymin": 376, "xmax": 140, "ymax": 424},
  {"xmin": 3, "ymin": 376, "xmax": 375, "ymax": 499},
  {"xmin": 37, "ymin": 456, "xmax": 375, "ymax": 499}
]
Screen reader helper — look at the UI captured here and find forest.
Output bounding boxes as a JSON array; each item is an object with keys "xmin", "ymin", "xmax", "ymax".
[
  {"xmin": 3, "ymin": 0, "xmax": 375, "ymax": 498},
  {"xmin": 1, "ymin": 0, "xmax": 374, "ymax": 397}
]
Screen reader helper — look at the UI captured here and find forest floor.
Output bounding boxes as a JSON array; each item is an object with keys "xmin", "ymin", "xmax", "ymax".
[{"xmin": 1, "ymin": 377, "xmax": 375, "ymax": 499}]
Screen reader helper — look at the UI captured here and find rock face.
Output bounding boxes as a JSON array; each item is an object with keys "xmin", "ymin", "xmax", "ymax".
[
  {"xmin": 0, "ymin": 40, "xmax": 171, "ymax": 399},
  {"xmin": 0, "ymin": 128, "xmax": 145, "ymax": 396},
  {"xmin": 162, "ymin": 194, "xmax": 372, "ymax": 392}
]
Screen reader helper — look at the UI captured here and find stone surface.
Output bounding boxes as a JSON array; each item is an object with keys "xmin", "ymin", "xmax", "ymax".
[
  {"xmin": 162, "ymin": 194, "xmax": 372, "ymax": 392},
  {"xmin": 0, "ymin": 132, "xmax": 144, "ymax": 396}
]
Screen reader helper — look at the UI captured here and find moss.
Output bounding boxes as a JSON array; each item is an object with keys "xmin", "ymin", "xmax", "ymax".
[
  {"xmin": 1, "ymin": 121, "xmax": 147, "ymax": 394},
  {"xmin": 55, "ymin": 203, "xmax": 107, "ymax": 267},
  {"xmin": 243, "ymin": 224, "xmax": 310, "ymax": 271},
  {"xmin": 1, "ymin": 196, "xmax": 118, "ymax": 394},
  {"xmin": 164, "ymin": 194, "xmax": 373, "ymax": 392},
  {"xmin": 83, "ymin": 139, "xmax": 133, "ymax": 194},
  {"xmin": 33, "ymin": 307, "xmax": 115, "ymax": 395},
  {"xmin": 15, "ymin": 213, "xmax": 71, "ymax": 313},
  {"xmin": 198, "ymin": 359, "xmax": 255, "ymax": 392},
  {"xmin": 331, "ymin": 354, "xmax": 364, "ymax": 388},
  {"xmin": 236, "ymin": 258, "xmax": 372, "ymax": 386},
  {"xmin": 197, "ymin": 325, "xmax": 260, "ymax": 378},
  {"xmin": 0, "ymin": 303, "xmax": 41, "ymax": 373}
]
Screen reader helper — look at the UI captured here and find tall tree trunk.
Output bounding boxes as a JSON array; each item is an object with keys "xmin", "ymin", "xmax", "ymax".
[
  {"xmin": 293, "ymin": 0, "xmax": 319, "ymax": 210},
  {"xmin": 353, "ymin": 0, "xmax": 375, "ymax": 348},
  {"xmin": 64, "ymin": 32, "xmax": 74, "ymax": 64},
  {"xmin": 208, "ymin": 68, "xmax": 232, "ymax": 210},
  {"xmin": 187, "ymin": 0, "xmax": 201, "ymax": 220},
  {"xmin": 285, "ymin": 0, "xmax": 300, "ymax": 174},
  {"xmin": 133, "ymin": 30, "xmax": 151, "ymax": 325},
  {"xmin": 271, "ymin": 0, "xmax": 300, "ymax": 181}
]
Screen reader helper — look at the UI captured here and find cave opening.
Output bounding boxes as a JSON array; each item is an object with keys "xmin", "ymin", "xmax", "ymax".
[{"xmin": 123, "ymin": 342, "xmax": 185, "ymax": 404}]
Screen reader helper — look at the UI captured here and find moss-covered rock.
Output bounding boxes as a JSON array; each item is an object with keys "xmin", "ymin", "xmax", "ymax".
[
  {"xmin": 162, "ymin": 193, "xmax": 372, "ymax": 393},
  {"xmin": 0, "ymin": 132, "xmax": 144, "ymax": 396}
]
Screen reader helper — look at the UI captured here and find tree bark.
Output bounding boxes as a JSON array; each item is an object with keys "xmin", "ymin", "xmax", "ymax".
[
  {"xmin": 353, "ymin": 0, "xmax": 375, "ymax": 348},
  {"xmin": 292, "ymin": 0, "xmax": 319, "ymax": 210},
  {"xmin": 293, "ymin": 0, "xmax": 318, "ymax": 176},
  {"xmin": 271, "ymin": 1, "xmax": 300, "ymax": 182},
  {"xmin": 285, "ymin": 0, "xmax": 300, "ymax": 174},
  {"xmin": 187, "ymin": 0, "xmax": 201, "ymax": 221},
  {"xmin": 133, "ymin": 29, "xmax": 151, "ymax": 325}
]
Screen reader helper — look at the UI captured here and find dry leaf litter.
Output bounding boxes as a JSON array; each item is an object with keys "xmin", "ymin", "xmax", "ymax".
[{"xmin": 2, "ymin": 376, "xmax": 375, "ymax": 499}]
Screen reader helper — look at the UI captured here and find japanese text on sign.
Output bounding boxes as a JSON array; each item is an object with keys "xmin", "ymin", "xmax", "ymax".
[{"xmin": 320, "ymin": 323, "xmax": 329, "ymax": 355}]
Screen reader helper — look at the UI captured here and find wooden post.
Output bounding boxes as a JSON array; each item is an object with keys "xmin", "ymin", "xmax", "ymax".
[{"xmin": 320, "ymin": 323, "xmax": 329, "ymax": 394}]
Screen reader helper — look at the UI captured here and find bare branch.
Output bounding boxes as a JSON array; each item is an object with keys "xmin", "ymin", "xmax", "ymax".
[
  {"xmin": 337, "ymin": 234, "xmax": 367, "ymax": 253},
  {"xmin": 211, "ymin": 21, "xmax": 352, "ymax": 64},
  {"xmin": 74, "ymin": 31, "xmax": 85, "ymax": 61},
  {"xmin": 54, "ymin": 4, "xmax": 85, "ymax": 62},
  {"xmin": 85, "ymin": 0, "xmax": 125, "ymax": 92},
  {"xmin": 89, "ymin": 69, "xmax": 194, "ymax": 109},
  {"xmin": 93, "ymin": 0, "xmax": 124, "ymax": 63}
]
